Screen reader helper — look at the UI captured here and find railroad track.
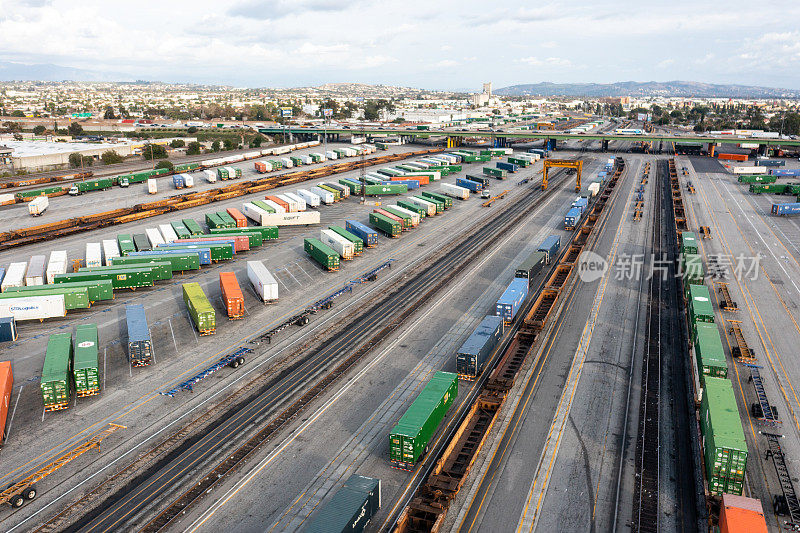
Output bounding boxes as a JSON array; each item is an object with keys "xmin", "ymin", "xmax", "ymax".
[{"xmin": 37, "ymin": 170, "xmax": 569, "ymax": 532}]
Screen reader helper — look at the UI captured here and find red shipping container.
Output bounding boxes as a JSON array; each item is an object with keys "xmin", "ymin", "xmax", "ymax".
[
  {"xmin": 0, "ymin": 361, "xmax": 12, "ymax": 443},
  {"xmin": 219, "ymin": 272, "xmax": 244, "ymax": 319},
  {"xmin": 173, "ymin": 236, "xmax": 249, "ymax": 252},
  {"xmin": 392, "ymin": 174, "xmax": 429, "ymax": 185},
  {"xmin": 719, "ymin": 494, "xmax": 767, "ymax": 533},
  {"xmin": 265, "ymin": 195, "xmax": 291, "ymax": 212},
  {"xmin": 374, "ymin": 208, "xmax": 407, "ymax": 229},
  {"xmin": 254, "ymin": 161, "xmax": 268, "ymax": 173},
  {"xmin": 226, "ymin": 207, "xmax": 248, "ymax": 228}
]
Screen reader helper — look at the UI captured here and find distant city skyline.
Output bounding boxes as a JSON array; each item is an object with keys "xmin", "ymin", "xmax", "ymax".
[{"xmin": 2, "ymin": 0, "xmax": 800, "ymax": 90}]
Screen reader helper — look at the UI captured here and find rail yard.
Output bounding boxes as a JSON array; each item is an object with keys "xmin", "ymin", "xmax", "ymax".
[{"xmin": 0, "ymin": 126, "xmax": 799, "ymax": 533}]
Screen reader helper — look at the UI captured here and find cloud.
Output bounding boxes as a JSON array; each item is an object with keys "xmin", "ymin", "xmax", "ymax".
[
  {"xmin": 434, "ymin": 59, "xmax": 459, "ymax": 68},
  {"xmin": 657, "ymin": 59, "xmax": 675, "ymax": 68},
  {"xmin": 517, "ymin": 56, "xmax": 572, "ymax": 67},
  {"xmin": 228, "ymin": 0, "xmax": 349, "ymax": 20}
]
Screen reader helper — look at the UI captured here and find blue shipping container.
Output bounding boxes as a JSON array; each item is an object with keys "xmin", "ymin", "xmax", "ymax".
[
  {"xmin": 173, "ymin": 175, "xmax": 184, "ymax": 189},
  {"xmin": 756, "ymin": 159, "xmax": 785, "ymax": 167},
  {"xmin": 0, "ymin": 267, "xmax": 5, "ymax": 289},
  {"xmin": 495, "ymin": 278, "xmax": 529, "ymax": 323},
  {"xmin": 565, "ymin": 207, "xmax": 582, "ymax": 229},
  {"xmin": 383, "ymin": 179, "xmax": 420, "ymax": 190},
  {"xmin": 129, "ymin": 249, "xmax": 211, "ymax": 266},
  {"xmin": 456, "ymin": 315, "xmax": 504, "ymax": 379},
  {"xmin": 572, "ymin": 197, "xmax": 588, "ymax": 213},
  {"xmin": 125, "ymin": 304, "xmax": 152, "ymax": 366},
  {"xmin": 771, "ymin": 202, "xmax": 800, "ymax": 216},
  {"xmin": 538, "ymin": 235, "xmax": 561, "ymax": 264},
  {"xmin": 770, "ymin": 169, "xmax": 800, "ymax": 176},
  {"xmin": 303, "ymin": 475, "xmax": 381, "ymax": 533},
  {"xmin": 456, "ymin": 178, "xmax": 481, "ymax": 192},
  {"xmin": 0, "ymin": 316, "xmax": 17, "ymax": 342},
  {"xmin": 171, "ymin": 239, "xmax": 236, "ymax": 255},
  {"xmin": 496, "ymin": 161, "xmax": 519, "ymax": 173},
  {"xmin": 152, "ymin": 245, "xmax": 213, "ymax": 264},
  {"xmin": 346, "ymin": 220, "xmax": 379, "ymax": 247}
]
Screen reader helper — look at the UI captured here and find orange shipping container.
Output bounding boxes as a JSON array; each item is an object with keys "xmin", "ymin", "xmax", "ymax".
[
  {"xmin": 0, "ymin": 361, "xmax": 12, "ymax": 444},
  {"xmin": 265, "ymin": 195, "xmax": 290, "ymax": 212},
  {"xmin": 254, "ymin": 161, "xmax": 268, "ymax": 173},
  {"xmin": 719, "ymin": 494, "xmax": 768, "ymax": 533},
  {"xmin": 717, "ymin": 153, "xmax": 748, "ymax": 162},
  {"xmin": 392, "ymin": 174, "xmax": 429, "ymax": 185},
  {"xmin": 219, "ymin": 272, "xmax": 244, "ymax": 319},
  {"xmin": 226, "ymin": 207, "xmax": 248, "ymax": 228}
]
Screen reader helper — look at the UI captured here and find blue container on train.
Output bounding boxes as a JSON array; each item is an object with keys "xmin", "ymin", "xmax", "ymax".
[
  {"xmin": 496, "ymin": 161, "xmax": 519, "ymax": 173},
  {"xmin": 456, "ymin": 315, "xmax": 504, "ymax": 380},
  {"xmin": 152, "ymin": 245, "xmax": 214, "ymax": 264},
  {"xmin": 571, "ymin": 196, "xmax": 588, "ymax": 213},
  {"xmin": 538, "ymin": 235, "xmax": 561, "ymax": 264},
  {"xmin": 771, "ymin": 202, "xmax": 800, "ymax": 216},
  {"xmin": 172, "ymin": 175, "xmax": 185, "ymax": 189},
  {"xmin": 597, "ymin": 172, "xmax": 606, "ymax": 184},
  {"xmin": 383, "ymin": 179, "xmax": 420, "ymax": 190},
  {"xmin": 564, "ymin": 207, "xmax": 582, "ymax": 229},
  {"xmin": 495, "ymin": 278, "xmax": 529, "ymax": 324},
  {"xmin": 770, "ymin": 168, "xmax": 800, "ymax": 176},
  {"xmin": 129, "ymin": 248, "xmax": 212, "ymax": 266},
  {"xmin": 757, "ymin": 159, "xmax": 785, "ymax": 167},
  {"xmin": 456, "ymin": 177, "xmax": 482, "ymax": 192},
  {"xmin": 0, "ymin": 316, "xmax": 18, "ymax": 342},
  {"xmin": 346, "ymin": 220, "xmax": 379, "ymax": 247}
]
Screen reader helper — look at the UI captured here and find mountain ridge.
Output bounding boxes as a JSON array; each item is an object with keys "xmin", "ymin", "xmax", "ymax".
[{"xmin": 495, "ymin": 80, "xmax": 800, "ymax": 98}]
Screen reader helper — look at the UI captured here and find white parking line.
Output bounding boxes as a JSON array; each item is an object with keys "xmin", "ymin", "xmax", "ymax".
[{"xmin": 5, "ymin": 385, "xmax": 23, "ymax": 441}]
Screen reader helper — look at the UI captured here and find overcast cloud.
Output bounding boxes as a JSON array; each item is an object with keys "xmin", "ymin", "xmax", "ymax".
[{"xmin": 0, "ymin": 0, "xmax": 799, "ymax": 90}]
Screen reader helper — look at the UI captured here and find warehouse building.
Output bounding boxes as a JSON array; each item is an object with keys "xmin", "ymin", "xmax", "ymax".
[{"xmin": 2, "ymin": 140, "xmax": 137, "ymax": 172}]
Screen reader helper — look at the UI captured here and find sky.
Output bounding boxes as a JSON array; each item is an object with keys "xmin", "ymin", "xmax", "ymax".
[{"xmin": 1, "ymin": 0, "xmax": 800, "ymax": 90}]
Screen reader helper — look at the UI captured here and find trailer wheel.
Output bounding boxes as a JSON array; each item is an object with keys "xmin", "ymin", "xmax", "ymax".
[
  {"xmin": 9, "ymin": 494, "xmax": 24, "ymax": 508},
  {"xmin": 229, "ymin": 359, "xmax": 239, "ymax": 369},
  {"xmin": 237, "ymin": 357, "xmax": 245, "ymax": 366},
  {"xmin": 24, "ymin": 487, "xmax": 36, "ymax": 500}
]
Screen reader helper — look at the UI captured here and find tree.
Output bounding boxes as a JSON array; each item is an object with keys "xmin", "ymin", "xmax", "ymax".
[
  {"xmin": 169, "ymin": 139, "xmax": 185, "ymax": 148},
  {"xmin": 101, "ymin": 150, "xmax": 124, "ymax": 165},
  {"xmin": 223, "ymin": 138, "xmax": 235, "ymax": 150},
  {"xmin": 670, "ymin": 110, "xmax": 683, "ymax": 122},
  {"xmin": 33, "ymin": 125, "xmax": 46, "ymax": 135},
  {"xmin": 103, "ymin": 106, "xmax": 116, "ymax": 119},
  {"xmin": 68, "ymin": 122, "xmax": 84, "ymax": 136},
  {"xmin": 249, "ymin": 134, "xmax": 264, "ymax": 148},
  {"xmin": 187, "ymin": 126, "xmax": 198, "ymax": 134},
  {"xmin": 11, "ymin": 110, "xmax": 24, "ymax": 117},
  {"xmin": 155, "ymin": 160, "xmax": 174, "ymax": 171},
  {"xmin": 68, "ymin": 152, "xmax": 93, "ymax": 168},
  {"xmin": 650, "ymin": 104, "xmax": 663, "ymax": 118},
  {"xmin": 211, "ymin": 140, "xmax": 221, "ymax": 152},
  {"xmin": 118, "ymin": 105, "xmax": 130, "ymax": 118},
  {"xmin": 186, "ymin": 141, "xmax": 202, "ymax": 155},
  {"xmin": 143, "ymin": 143, "xmax": 168, "ymax": 160}
]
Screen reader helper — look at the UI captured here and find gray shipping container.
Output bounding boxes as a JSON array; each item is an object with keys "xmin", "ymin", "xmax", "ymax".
[
  {"xmin": 126, "ymin": 304, "xmax": 152, "ymax": 366},
  {"xmin": 515, "ymin": 251, "xmax": 547, "ymax": 281},
  {"xmin": 302, "ymin": 475, "xmax": 381, "ymax": 533},
  {"xmin": 537, "ymin": 235, "xmax": 561, "ymax": 264},
  {"xmin": 456, "ymin": 315, "xmax": 504, "ymax": 380},
  {"xmin": 25, "ymin": 255, "xmax": 46, "ymax": 286}
]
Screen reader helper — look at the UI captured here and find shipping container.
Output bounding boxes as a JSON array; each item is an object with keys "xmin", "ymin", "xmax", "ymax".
[
  {"xmin": 254, "ymin": 161, "xmax": 271, "ymax": 173},
  {"xmin": 0, "ymin": 316, "xmax": 18, "ymax": 342},
  {"xmin": 396, "ymin": 199, "xmax": 428, "ymax": 219},
  {"xmin": 770, "ymin": 168, "xmax": 800, "ymax": 177},
  {"xmin": 209, "ymin": 227, "xmax": 275, "ymax": 244},
  {"xmin": 113, "ymin": 253, "xmax": 199, "ymax": 273},
  {"xmin": 736, "ymin": 174, "xmax": 776, "ymax": 184},
  {"xmin": 384, "ymin": 206, "xmax": 419, "ymax": 227},
  {"xmin": 172, "ymin": 175, "xmax": 185, "ymax": 189},
  {"xmin": 497, "ymin": 161, "xmax": 519, "ymax": 173},
  {"xmin": 219, "ymin": 272, "xmax": 244, "ymax": 319},
  {"xmin": 205, "ymin": 212, "xmax": 226, "ymax": 230},
  {"xmin": 131, "ymin": 247, "xmax": 209, "ymax": 266},
  {"xmin": 374, "ymin": 208, "xmax": 408, "ymax": 230},
  {"xmin": 28, "ymin": 196, "xmax": 48, "ymax": 216},
  {"xmin": 681, "ymin": 253, "xmax": 705, "ymax": 288},
  {"xmin": 339, "ymin": 178, "xmax": 363, "ymax": 195},
  {"xmin": 182, "ymin": 218, "xmax": 204, "ymax": 236},
  {"xmin": 304, "ymin": 238, "xmax": 340, "ymax": 271},
  {"xmin": 6, "ymin": 279, "xmax": 113, "ymax": 303},
  {"xmin": 145, "ymin": 228, "xmax": 166, "ymax": 248},
  {"xmin": 694, "ymin": 322, "xmax": 728, "ymax": 380},
  {"xmin": 297, "ymin": 189, "xmax": 321, "ymax": 207},
  {"xmin": 496, "ymin": 278, "xmax": 529, "ymax": 323},
  {"xmin": 310, "ymin": 186, "xmax": 335, "ymax": 204},
  {"xmin": 322, "ymin": 182, "xmax": 350, "ymax": 198},
  {"xmin": 247, "ymin": 261, "xmax": 279, "ymax": 302},
  {"xmin": 225, "ymin": 207, "xmax": 248, "ymax": 228},
  {"xmin": 24, "ymin": 255, "xmax": 46, "ymax": 286},
  {"xmin": 250, "ymin": 210, "xmax": 321, "ymax": 227},
  {"xmin": 456, "ymin": 177, "xmax": 482, "ymax": 192},
  {"xmin": 182, "ymin": 282, "xmax": 216, "ymax": 335},
  {"xmin": 457, "ymin": 315, "xmax": 504, "ymax": 380},
  {"xmin": 0, "ymin": 361, "xmax": 11, "ymax": 442},
  {"xmin": 132, "ymin": 234, "xmax": 152, "ymax": 252},
  {"xmin": 73, "ymin": 324, "xmax": 100, "ymax": 396},
  {"xmin": 0, "ymin": 294, "xmax": 66, "ymax": 321},
  {"xmin": 125, "ymin": 304, "xmax": 152, "ymax": 366},
  {"xmin": 0, "ymin": 286, "xmax": 89, "ymax": 310},
  {"xmin": 564, "ymin": 207, "xmax": 582, "ymax": 230},
  {"xmin": 680, "ymin": 232, "xmax": 698, "ymax": 255},
  {"xmin": 369, "ymin": 212, "xmax": 401, "ymax": 238},
  {"xmin": 537, "ymin": 235, "xmax": 561, "ymax": 264},
  {"xmin": 441, "ymin": 183, "xmax": 470, "ymax": 200},
  {"xmin": 158, "ymin": 224, "xmax": 179, "ymax": 244},
  {"xmin": 41, "ymin": 333, "xmax": 72, "ymax": 410},
  {"xmin": 718, "ymin": 494, "xmax": 768, "ymax": 533},
  {"xmin": 328, "ymin": 226, "xmax": 364, "ymax": 255},
  {"xmin": 147, "ymin": 178, "xmax": 158, "ymax": 194},
  {"xmin": 406, "ymin": 196, "xmax": 437, "ymax": 216},
  {"xmin": 171, "ymin": 221, "xmax": 192, "ymax": 240},
  {"xmin": 389, "ymin": 371, "xmax": 458, "ymax": 470},
  {"xmin": 264, "ymin": 196, "xmax": 288, "ymax": 213},
  {"xmin": 47, "ymin": 252, "xmax": 70, "ymax": 289},
  {"xmin": 515, "ymin": 251, "xmax": 547, "ymax": 281},
  {"xmin": 302, "ymin": 475, "xmax": 381, "ymax": 533},
  {"xmin": 414, "ymin": 195, "xmax": 443, "ymax": 214},
  {"xmin": 700, "ymin": 377, "xmax": 748, "ymax": 495},
  {"xmin": 346, "ymin": 220, "xmax": 379, "ymax": 247},
  {"xmin": 363, "ymin": 183, "xmax": 408, "ymax": 196},
  {"xmin": 83, "ymin": 261, "xmax": 171, "ymax": 281},
  {"xmin": 771, "ymin": 202, "xmax": 800, "ymax": 216},
  {"xmin": 688, "ymin": 284, "xmax": 715, "ymax": 340},
  {"xmin": 55, "ymin": 267, "xmax": 155, "ymax": 290},
  {"xmin": 158, "ymin": 242, "xmax": 233, "ymax": 261},
  {"xmin": 252, "ymin": 200, "xmax": 276, "ymax": 214},
  {"xmin": 318, "ymin": 184, "xmax": 342, "ymax": 201},
  {"xmin": 483, "ymin": 167, "xmax": 507, "ymax": 179}
]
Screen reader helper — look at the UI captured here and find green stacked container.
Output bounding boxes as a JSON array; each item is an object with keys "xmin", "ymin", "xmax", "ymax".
[
  {"xmin": 750, "ymin": 183, "xmax": 787, "ymax": 194},
  {"xmin": 55, "ymin": 268, "xmax": 155, "ymax": 290},
  {"xmin": 83, "ymin": 262, "xmax": 172, "ymax": 281},
  {"xmin": 700, "ymin": 377, "xmax": 748, "ymax": 495},
  {"xmin": 389, "ymin": 372, "xmax": 458, "ymax": 470},
  {"xmin": 328, "ymin": 226, "xmax": 364, "ymax": 255},
  {"xmin": 338, "ymin": 179, "xmax": 363, "ymax": 195},
  {"xmin": 680, "ymin": 232, "xmax": 698, "ymax": 255},
  {"xmin": 5, "ymin": 279, "xmax": 113, "ymax": 303},
  {"xmin": 205, "ymin": 212, "xmax": 226, "ymax": 229},
  {"xmin": 397, "ymin": 199, "xmax": 427, "ymax": 218},
  {"xmin": 688, "ymin": 284, "xmax": 715, "ymax": 341},
  {"xmin": 304, "ymin": 238, "xmax": 340, "ymax": 271},
  {"xmin": 74, "ymin": 324, "xmax": 100, "ymax": 397},
  {"xmin": 0, "ymin": 286, "xmax": 90, "ymax": 310},
  {"xmin": 483, "ymin": 167, "xmax": 507, "ymax": 179},
  {"xmin": 209, "ymin": 226, "xmax": 277, "ymax": 242},
  {"xmin": 203, "ymin": 231, "xmax": 262, "ymax": 248},
  {"xmin": 252, "ymin": 200, "xmax": 275, "ymax": 213},
  {"xmin": 182, "ymin": 282, "xmax": 216, "ymax": 335},
  {"xmin": 318, "ymin": 184, "xmax": 342, "ymax": 200},
  {"xmin": 171, "ymin": 221, "xmax": 192, "ymax": 239},
  {"xmin": 369, "ymin": 212, "xmax": 401, "ymax": 237},
  {"xmin": 117, "ymin": 234, "xmax": 136, "ymax": 256},
  {"xmin": 420, "ymin": 191, "xmax": 452, "ymax": 209},
  {"xmin": 112, "ymin": 254, "xmax": 200, "ymax": 273},
  {"xmin": 694, "ymin": 323, "xmax": 728, "ymax": 379},
  {"xmin": 182, "ymin": 218, "xmax": 204, "ymax": 236},
  {"xmin": 41, "ymin": 333, "xmax": 73, "ymax": 410},
  {"xmin": 415, "ymin": 195, "xmax": 444, "ymax": 214},
  {"xmin": 363, "ymin": 184, "xmax": 407, "ymax": 196},
  {"xmin": 508, "ymin": 157, "xmax": 529, "ymax": 167},
  {"xmin": 159, "ymin": 243, "xmax": 233, "ymax": 262},
  {"xmin": 681, "ymin": 252, "xmax": 705, "ymax": 299},
  {"xmin": 216, "ymin": 211, "xmax": 237, "ymax": 228}
]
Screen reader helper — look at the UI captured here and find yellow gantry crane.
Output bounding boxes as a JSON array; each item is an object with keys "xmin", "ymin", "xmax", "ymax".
[
  {"xmin": 542, "ymin": 159, "xmax": 583, "ymax": 192},
  {"xmin": 1, "ymin": 423, "xmax": 125, "ymax": 508}
]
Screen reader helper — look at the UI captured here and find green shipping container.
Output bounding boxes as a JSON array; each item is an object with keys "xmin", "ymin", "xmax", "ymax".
[
  {"xmin": 4, "ymin": 279, "xmax": 113, "ymax": 303},
  {"xmin": 688, "ymin": 284, "xmax": 715, "ymax": 341},
  {"xmin": 204, "ymin": 230, "xmax": 262, "ymax": 248},
  {"xmin": 414, "ymin": 195, "xmax": 443, "ymax": 214},
  {"xmin": 318, "ymin": 184, "xmax": 342, "ymax": 201},
  {"xmin": 209, "ymin": 226, "xmax": 278, "ymax": 241},
  {"xmin": 83, "ymin": 262, "xmax": 172, "ymax": 281},
  {"xmin": 171, "ymin": 221, "xmax": 192, "ymax": 239},
  {"xmin": 680, "ymin": 232, "xmax": 698, "ymax": 255},
  {"xmin": 508, "ymin": 157, "xmax": 529, "ymax": 167},
  {"xmin": 750, "ymin": 183, "xmax": 787, "ymax": 194},
  {"xmin": 420, "ymin": 191, "xmax": 452, "ymax": 209},
  {"xmin": 483, "ymin": 167, "xmax": 507, "ymax": 179},
  {"xmin": 77, "ymin": 178, "xmax": 114, "ymax": 192},
  {"xmin": 681, "ymin": 253, "xmax": 705, "ymax": 285},
  {"xmin": 174, "ymin": 162, "xmax": 200, "ymax": 172},
  {"xmin": 74, "ymin": 324, "xmax": 100, "ymax": 396},
  {"xmin": 113, "ymin": 254, "xmax": 200, "ymax": 273},
  {"xmin": 737, "ymin": 174, "xmax": 776, "ymax": 184},
  {"xmin": 182, "ymin": 282, "xmax": 216, "ymax": 335},
  {"xmin": 216, "ymin": 211, "xmax": 237, "ymax": 228},
  {"xmin": 252, "ymin": 200, "xmax": 275, "ymax": 214},
  {"xmin": 304, "ymin": 238, "xmax": 340, "ymax": 271},
  {"xmin": 0, "ymin": 286, "xmax": 89, "ymax": 310},
  {"xmin": 446, "ymin": 164, "xmax": 462, "ymax": 172},
  {"xmin": 182, "ymin": 218, "xmax": 204, "ymax": 236},
  {"xmin": 369, "ymin": 212, "xmax": 401, "ymax": 237},
  {"xmin": 328, "ymin": 226, "xmax": 364, "ymax": 255},
  {"xmin": 397, "ymin": 199, "xmax": 427, "ymax": 218},
  {"xmin": 363, "ymin": 184, "xmax": 408, "ymax": 196},
  {"xmin": 41, "ymin": 333, "xmax": 73, "ymax": 410},
  {"xmin": 339, "ymin": 179, "xmax": 363, "ymax": 195},
  {"xmin": 382, "ymin": 207, "xmax": 412, "ymax": 228},
  {"xmin": 159, "ymin": 243, "xmax": 233, "ymax": 261},
  {"xmin": 700, "ymin": 377, "xmax": 748, "ymax": 495},
  {"xmin": 117, "ymin": 234, "xmax": 136, "ymax": 256},
  {"xmin": 55, "ymin": 268, "xmax": 155, "ymax": 290},
  {"xmin": 205, "ymin": 212, "xmax": 225, "ymax": 229},
  {"xmin": 389, "ymin": 371, "xmax": 458, "ymax": 470},
  {"xmin": 694, "ymin": 323, "xmax": 728, "ymax": 379}
]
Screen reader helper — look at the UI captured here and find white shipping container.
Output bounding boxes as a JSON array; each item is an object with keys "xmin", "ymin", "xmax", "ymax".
[
  {"xmin": 297, "ymin": 189, "xmax": 321, "ymax": 207},
  {"xmin": 308, "ymin": 140, "xmax": 320, "ymax": 147},
  {"xmin": 25, "ymin": 255, "xmax": 46, "ymax": 286},
  {"xmin": 1, "ymin": 263, "xmax": 26, "ymax": 292},
  {"xmin": 46, "ymin": 250, "xmax": 68, "ymax": 283},
  {"xmin": 86, "ymin": 242, "xmax": 103, "ymax": 268},
  {"xmin": 260, "ymin": 148, "xmax": 275, "ymax": 156},
  {"xmin": 284, "ymin": 192, "xmax": 307, "ymax": 211},
  {"xmin": 263, "ymin": 199, "xmax": 286, "ymax": 213},
  {"xmin": 588, "ymin": 183, "xmax": 600, "ymax": 197},
  {"xmin": 102, "ymin": 239, "xmax": 120, "ymax": 266},
  {"xmin": 145, "ymin": 228, "xmax": 166, "ymax": 247},
  {"xmin": 183, "ymin": 174, "xmax": 194, "ymax": 187},
  {"xmin": 321, "ymin": 229, "xmax": 355, "ymax": 260},
  {"xmin": 0, "ymin": 193, "xmax": 15, "ymax": 205},
  {"xmin": 275, "ymin": 146, "xmax": 291, "ymax": 155},
  {"xmin": 301, "ymin": 155, "xmax": 313, "ymax": 165},
  {"xmin": 0, "ymin": 294, "xmax": 66, "ymax": 321},
  {"xmin": 255, "ymin": 210, "xmax": 321, "ymax": 227},
  {"xmin": 277, "ymin": 194, "xmax": 300, "ymax": 212},
  {"xmin": 241, "ymin": 203, "xmax": 270, "ymax": 225},
  {"xmin": 246, "ymin": 261, "xmax": 279, "ymax": 302},
  {"xmin": 389, "ymin": 205, "xmax": 421, "ymax": 225},
  {"xmin": 28, "ymin": 196, "xmax": 48, "ymax": 216},
  {"xmin": 280, "ymin": 157, "xmax": 294, "ymax": 168},
  {"xmin": 204, "ymin": 169, "xmax": 217, "ymax": 183},
  {"xmin": 147, "ymin": 178, "xmax": 158, "ymax": 194},
  {"xmin": 731, "ymin": 166, "xmax": 763, "ymax": 175},
  {"xmin": 309, "ymin": 187, "xmax": 335, "ymax": 204},
  {"xmin": 441, "ymin": 183, "xmax": 470, "ymax": 200},
  {"xmin": 407, "ymin": 197, "xmax": 437, "ymax": 216},
  {"xmin": 158, "ymin": 224, "xmax": 179, "ymax": 243},
  {"xmin": 310, "ymin": 152, "xmax": 326, "ymax": 162},
  {"xmin": 326, "ymin": 150, "xmax": 338, "ymax": 160},
  {"xmin": 244, "ymin": 151, "xmax": 261, "ymax": 159}
]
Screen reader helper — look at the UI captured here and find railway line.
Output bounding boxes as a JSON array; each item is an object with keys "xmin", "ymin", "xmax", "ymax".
[{"xmin": 33, "ymin": 162, "xmax": 573, "ymax": 532}]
